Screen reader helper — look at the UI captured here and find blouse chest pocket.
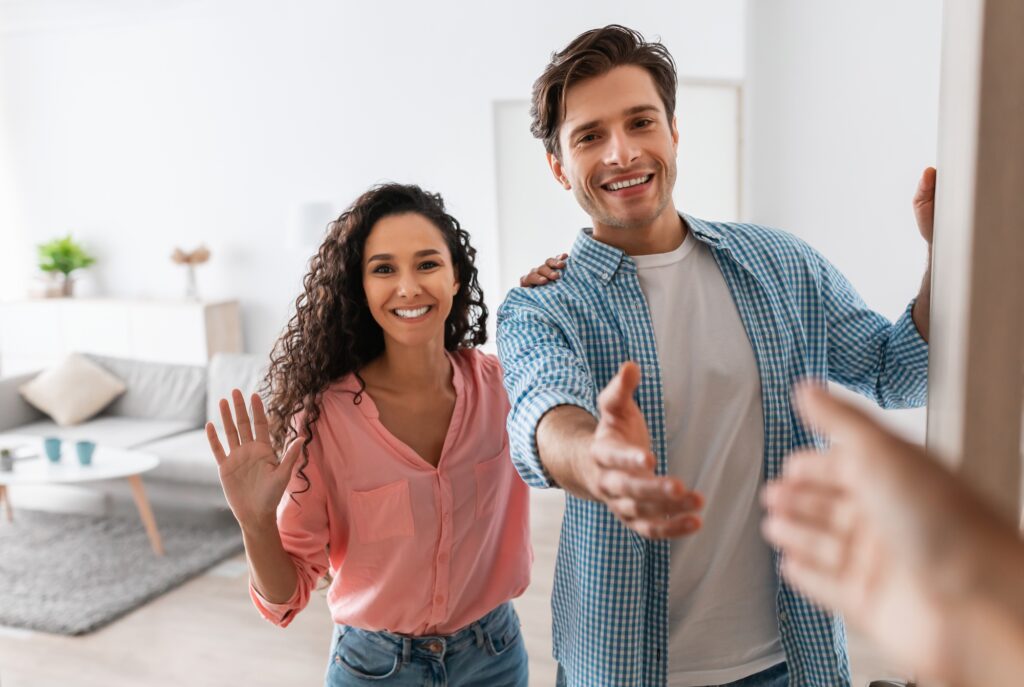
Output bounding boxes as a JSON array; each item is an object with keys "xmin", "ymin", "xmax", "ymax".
[
  {"xmin": 474, "ymin": 440, "xmax": 512, "ymax": 519},
  {"xmin": 349, "ymin": 480, "xmax": 415, "ymax": 543}
]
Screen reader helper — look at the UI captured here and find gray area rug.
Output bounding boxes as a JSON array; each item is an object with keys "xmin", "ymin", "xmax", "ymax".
[{"xmin": 0, "ymin": 506, "xmax": 243, "ymax": 635}]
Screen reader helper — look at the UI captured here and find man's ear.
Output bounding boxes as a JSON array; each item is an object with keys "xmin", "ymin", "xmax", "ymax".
[
  {"xmin": 547, "ymin": 152, "xmax": 572, "ymax": 190},
  {"xmin": 671, "ymin": 115, "xmax": 679, "ymax": 152}
]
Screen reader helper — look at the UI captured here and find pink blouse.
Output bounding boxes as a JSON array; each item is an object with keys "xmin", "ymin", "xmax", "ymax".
[{"xmin": 250, "ymin": 349, "xmax": 532, "ymax": 635}]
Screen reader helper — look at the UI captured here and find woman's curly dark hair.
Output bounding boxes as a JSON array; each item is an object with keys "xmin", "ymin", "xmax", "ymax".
[{"xmin": 260, "ymin": 183, "xmax": 488, "ymax": 496}]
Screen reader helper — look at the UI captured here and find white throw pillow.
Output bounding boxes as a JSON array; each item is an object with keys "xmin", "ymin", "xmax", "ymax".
[{"xmin": 19, "ymin": 353, "xmax": 127, "ymax": 426}]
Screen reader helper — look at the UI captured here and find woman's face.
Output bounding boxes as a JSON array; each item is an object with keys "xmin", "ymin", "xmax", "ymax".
[{"xmin": 362, "ymin": 212, "xmax": 459, "ymax": 350}]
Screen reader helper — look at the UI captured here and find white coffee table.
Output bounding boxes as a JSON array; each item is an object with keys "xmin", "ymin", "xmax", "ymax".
[{"xmin": 0, "ymin": 434, "xmax": 165, "ymax": 555}]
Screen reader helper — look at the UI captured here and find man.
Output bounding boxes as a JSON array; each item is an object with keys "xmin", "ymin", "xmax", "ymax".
[
  {"xmin": 763, "ymin": 384, "xmax": 1024, "ymax": 687},
  {"xmin": 496, "ymin": 25, "xmax": 934, "ymax": 687}
]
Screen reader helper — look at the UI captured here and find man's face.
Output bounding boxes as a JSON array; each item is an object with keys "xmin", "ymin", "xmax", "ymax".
[{"xmin": 549, "ymin": 65, "xmax": 679, "ymax": 230}]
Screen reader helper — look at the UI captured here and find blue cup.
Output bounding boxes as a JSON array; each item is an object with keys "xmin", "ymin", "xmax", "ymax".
[
  {"xmin": 43, "ymin": 437, "xmax": 62, "ymax": 463},
  {"xmin": 75, "ymin": 440, "xmax": 96, "ymax": 466}
]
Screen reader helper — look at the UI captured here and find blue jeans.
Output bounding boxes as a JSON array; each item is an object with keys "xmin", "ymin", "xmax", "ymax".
[
  {"xmin": 555, "ymin": 661, "xmax": 788, "ymax": 687},
  {"xmin": 325, "ymin": 602, "xmax": 528, "ymax": 687}
]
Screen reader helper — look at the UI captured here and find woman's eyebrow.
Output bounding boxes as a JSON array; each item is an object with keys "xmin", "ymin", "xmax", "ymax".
[{"xmin": 366, "ymin": 249, "xmax": 442, "ymax": 263}]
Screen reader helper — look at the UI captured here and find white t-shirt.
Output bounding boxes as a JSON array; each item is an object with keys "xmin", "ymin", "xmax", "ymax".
[{"xmin": 633, "ymin": 230, "xmax": 785, "ymax": 687}]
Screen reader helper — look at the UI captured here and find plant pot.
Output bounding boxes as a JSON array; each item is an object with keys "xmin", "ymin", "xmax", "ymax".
[{"xmin": 29, "ymin": 272, "xmax": 65, "ymax": 298}]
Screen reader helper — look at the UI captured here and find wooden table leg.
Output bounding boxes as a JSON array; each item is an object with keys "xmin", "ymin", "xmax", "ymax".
[
  {"xmin": 127, "ymin": 475, "xmax": 164, "ymax": 556},
  {"xmin": 0, "ymin": 485, "xmax": 11, "ymax": 522}
]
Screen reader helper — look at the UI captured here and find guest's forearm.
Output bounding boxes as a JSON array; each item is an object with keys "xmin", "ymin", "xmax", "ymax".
[
  {"xmin": 964, "ymin": 515, "xmax": 1024, "ymax": 631},
  {"xmin": 928, "ymin": 495, "xmax": 1024, "ymax": 687},
  {"xmin": 945, "ymin": 593, "xmax": 1024, "ymax": 687}
]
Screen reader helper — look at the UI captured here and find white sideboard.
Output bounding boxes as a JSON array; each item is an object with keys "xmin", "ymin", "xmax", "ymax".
[{"xmin": 0, "ymin": 299, "xmax": 243, "ymax": 375}]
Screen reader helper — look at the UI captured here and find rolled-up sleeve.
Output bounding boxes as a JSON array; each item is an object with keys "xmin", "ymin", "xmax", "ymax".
[
  {"xmin": 249, "ymin": 428, "xmax": 331, "ymax": 627},
  {"xmin": 816, "ymin": 252, "xmax": 929, "ymax": 408},
  {"xmin": 496, "ymin": 289, "xmax": 598, "ymax": 489}
]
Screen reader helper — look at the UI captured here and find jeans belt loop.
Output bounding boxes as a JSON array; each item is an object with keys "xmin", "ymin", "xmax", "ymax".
[
  {"xmin": 402, "ymin": 637, "xmax": 412, "ymax": 666},
  {"xmin": 472, "ymin": 621, "xmax": 486, "ymax": 649}
]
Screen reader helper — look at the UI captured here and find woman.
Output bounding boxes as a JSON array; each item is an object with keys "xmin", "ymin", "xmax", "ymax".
[{"xmin": 206, "ymin": 183, "xmax": 564, "ymax": 686}]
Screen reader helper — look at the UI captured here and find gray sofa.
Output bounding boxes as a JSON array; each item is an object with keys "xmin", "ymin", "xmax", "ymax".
[{"xmin": 0, "ymin": 352, "xmax": 267, "ymax": 494}]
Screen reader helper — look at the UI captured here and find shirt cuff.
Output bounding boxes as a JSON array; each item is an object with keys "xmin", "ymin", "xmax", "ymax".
[
  {"xmin": 889, "ymin": 299, "xmax": 929, "ymax": 374},
  {"xmin": 249, "ymin": 579, "xmax": 300, "ymax": 627},
  {"xmin": 510, "ymin": 388, "xmax": 599, "ymax": 489}
]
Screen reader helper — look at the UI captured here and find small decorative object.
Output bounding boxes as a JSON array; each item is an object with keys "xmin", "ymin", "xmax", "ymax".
[
  {"xmin": 37, "ymin": 234, "xmax": 97, "ymax": 298},
  {"xmin": 0, "ymin": 448, "xmax": 13, "ymax": 472},
  {"xmin": 75, "ymin": 440, "xmax": 96, "ymax": 466},
  {"xmin": 43, "ymin": 437, "xmax": 62, "ymax": 463},
  {"xmin": 171, "ymin": 245, "xmax": 211, "ymax": 300}
]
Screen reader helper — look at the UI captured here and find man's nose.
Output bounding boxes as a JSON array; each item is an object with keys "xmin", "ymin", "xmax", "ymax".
[{"xmin": 604, "ymin": 130, "xmax": 640, "ymax": 167}]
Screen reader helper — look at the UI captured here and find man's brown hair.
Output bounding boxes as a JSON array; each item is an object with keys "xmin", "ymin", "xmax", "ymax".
[{"xmin": 530, "ymin": 25, "xmax": 678, "ymax": 157}]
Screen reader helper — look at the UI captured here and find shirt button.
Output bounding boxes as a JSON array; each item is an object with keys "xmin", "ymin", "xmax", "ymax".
[
  {"xmin": 779, "ymin": 610, "xmax": 789, "ymax": 622},
  {"xmin": 438, "ymin": 552, "xmax": 449, "ymax": 564},
  {"xmin": 435, "ymin": 594, "xmax": 445, "ymax": 605}
]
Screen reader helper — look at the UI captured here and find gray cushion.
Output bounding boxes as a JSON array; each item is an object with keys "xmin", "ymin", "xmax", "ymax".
[
  {"xmin": 84, "ymin": 354, "xmax": 206, "ymax": 426},
  {"xmin": 139, "ymin": 429, "xmax": 221, "ymax": 486},
  {"xmin": 0, "ymin": 371, "xmax": 46, "ymax": 432},
  {"xmin": 206, "ymin": 353, "xmax": 269, "ymax": 424},
  {"xmin": 15, "ymin": 416, "xmax": 198, "ymax": 450}
]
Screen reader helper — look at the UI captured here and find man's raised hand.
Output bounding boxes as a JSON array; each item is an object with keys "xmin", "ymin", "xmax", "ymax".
[{"xmin": 913, "ymin": 166, "xmax": 936, "ymax": 246}]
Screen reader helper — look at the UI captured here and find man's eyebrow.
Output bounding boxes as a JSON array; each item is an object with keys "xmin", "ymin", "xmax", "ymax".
[
  {"xmin": 565, "ymin": 104, "xmax": 662, "ymax": 141},
  {"xmin": 623, "ymin": 104, "xmax": 660, "ymax": 117},
  {"xmin": 366, "ymin": 249, "xmax": 442, "ymax": 262}
]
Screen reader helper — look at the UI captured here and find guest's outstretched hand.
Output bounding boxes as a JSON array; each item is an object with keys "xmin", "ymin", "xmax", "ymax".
[{"xmin": 762, "ymin": 383, "xmax": 1013, "ymax": 682}]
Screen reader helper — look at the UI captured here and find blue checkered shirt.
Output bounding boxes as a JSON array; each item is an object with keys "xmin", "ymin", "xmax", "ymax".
[{"xmin": 496, "ymin": 214, "xmax": 929, "ymax": 687}]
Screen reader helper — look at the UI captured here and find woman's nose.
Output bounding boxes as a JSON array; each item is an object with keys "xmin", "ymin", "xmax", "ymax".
[{"xmin": 396, "ymin": 274, "xmax": 422, "ymax": 297}]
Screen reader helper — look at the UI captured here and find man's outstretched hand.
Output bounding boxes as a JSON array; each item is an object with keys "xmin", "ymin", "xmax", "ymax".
[{"xmin": 584, "ymin": 361, "xmax": 704, "ymax": 539}]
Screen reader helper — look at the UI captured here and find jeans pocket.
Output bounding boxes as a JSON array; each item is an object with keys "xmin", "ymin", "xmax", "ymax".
[
  {"xmin": 333, "ymin": 629, "xmax": 402, "ymax": 681},
  {"xmin": 482, "ymin": 609, "xmax": 523, "ymax": 657}
]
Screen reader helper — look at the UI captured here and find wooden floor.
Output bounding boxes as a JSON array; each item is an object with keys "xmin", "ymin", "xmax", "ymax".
[{"xmin": 0, "ymin": 489, "xmax": 900, "ymax": 686}]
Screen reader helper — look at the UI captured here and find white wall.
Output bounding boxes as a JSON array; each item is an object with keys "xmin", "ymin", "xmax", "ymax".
[
  {"xmin": 0, "ymin": 0, "xmax": 745, "ymax": 357},
  {"xmin": 744, "ymin": 0, "xmax": 944, "ymax": 440},
  {"xmin": 745, "ymin": 0, "xmax": 942, "ymax": 319}
]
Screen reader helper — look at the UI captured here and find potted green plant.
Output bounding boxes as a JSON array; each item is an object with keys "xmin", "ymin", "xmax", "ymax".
[{"xmin": 37, "ymin": 235, "xmax": 96, "ymax": 297}]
